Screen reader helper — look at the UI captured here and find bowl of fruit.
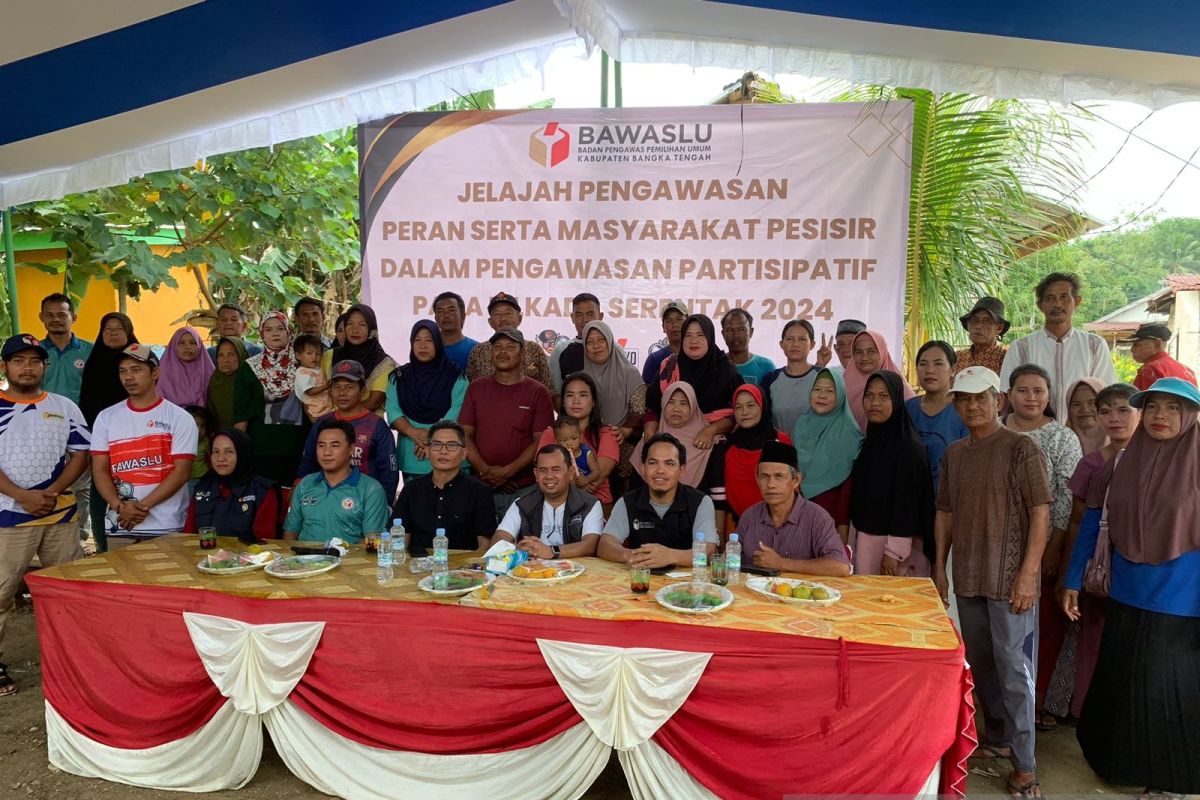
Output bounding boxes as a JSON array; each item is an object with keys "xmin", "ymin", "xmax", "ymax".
[
  {"xmin": 509, "ymin": 559, "xmax": 585, "ymax": 584},
  {"xmin": 745, "ymin": 576, "xmax": 841, "ymax": 606},
  {"xmin": 654, "ymin": 581, "xmax": 734, "ymax": 614}
]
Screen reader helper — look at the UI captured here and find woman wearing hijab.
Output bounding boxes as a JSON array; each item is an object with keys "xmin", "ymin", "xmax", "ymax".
[
  {"xmin": 793, "ymin": 368, "xmax": 863, "ymax": 544},
  {"xmin": 1063, "ymin": 378, "xmax": 1200, "ymax": 796},
  {"xmin": 79, "ymin": 311, "xmax": 138, "ymax": 549},
  {"xmin": 632, "ymin": 382, "xmax": 716, "ymax": 493},
  {"xmin": 79, "ymin": 312, "xmax": 137, "ymax": 426},
  {"xmin": 708, "ymin": 385, "xmax": 793, "ymax": 523},
  {"xmin": 849, "ymin": 371, "xmax": 935, "ymax": 576},
  {"xmin": 845, "ymin": 330, "xmax": 915, "ymax": 431},
  {"xmin": 580, "ymin": 320, "xmax": 646, "ymax": 487},
  {"xmin": 644, "ymin": 315, "xmax": 741, "ymax": 450},
  {"xmin": 1065, "ymin": 377, "xmax": 1108, "ymax": 456},
  {"xmin": 184, "ymin": 428, "xmax": 281, "ymax": 542},
  {"xmin": 157, "ymin": 326, "xmax": 214, "ymax": 409},
  {"xmin": 323, "ymin": 303, "xmax": 395, "ymax": 414},
  {"xmin": 387, "ymin": 320, "xmax": 469, "ymax": 483},
  {"xmin": 247, "ymin": 311, "xmax": 306, "ymax": 483},
  {"xmin": 207, "ymin": 337, "xmax": 266, "ymax": 433}
]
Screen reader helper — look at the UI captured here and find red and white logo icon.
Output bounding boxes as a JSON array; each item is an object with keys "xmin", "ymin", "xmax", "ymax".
[{"xmin": 529, "ymin": 122, "xmax": 570, "ymax": 168}]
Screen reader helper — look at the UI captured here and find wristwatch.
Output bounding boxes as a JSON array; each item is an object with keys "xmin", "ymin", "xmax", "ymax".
[{"xmin": 551, "ymin": 545, "xmax": 561, "ymax": 559}]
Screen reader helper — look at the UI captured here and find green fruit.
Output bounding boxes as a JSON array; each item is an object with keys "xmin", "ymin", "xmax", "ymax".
[
  {"xmin": 792, "ymin": 585, "xmax": 812, "ymax": 600},
  {"xmin": 811, "ymin": 587, "xmax": 831, "ymax": 600}
]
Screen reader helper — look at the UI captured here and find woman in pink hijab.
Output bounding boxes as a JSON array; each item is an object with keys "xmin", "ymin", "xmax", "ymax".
[
  {"xmin": 157, "ymin": 326, "xmax": 215, "ymax": 408},
  {"xmin": 844, "ymin": 330, "xmax": 915, "ymax": 430}
]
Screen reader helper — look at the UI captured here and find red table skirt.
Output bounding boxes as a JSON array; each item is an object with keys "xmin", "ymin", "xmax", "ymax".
[{"xmin": 29, "ymin": 574, "xmax": 975, "ymax": 798}]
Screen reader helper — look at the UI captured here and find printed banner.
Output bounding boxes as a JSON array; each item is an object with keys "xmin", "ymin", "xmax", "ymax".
[{"xmin": 360, "ymin": 104, "xmax": 912, "ymax": 371}]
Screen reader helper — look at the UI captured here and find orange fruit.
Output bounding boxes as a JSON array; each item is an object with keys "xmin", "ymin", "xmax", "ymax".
[
  {"xmin": 774, "ymin": 583, "xmax": 793, "ymax": 598},
  {"xmin": 512, "ymin": 566, "xmax": 530, "ymax": 578}
]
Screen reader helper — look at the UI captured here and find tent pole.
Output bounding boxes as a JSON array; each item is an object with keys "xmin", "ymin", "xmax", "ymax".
[
  {"xmin": 2, "ymin": 208, "xmax": 17, "ymax": 332},
  {"xmin": 614, "ymin": 59, "xmax": 623, "ymax": 107},
  {"xmin": 600, "ymin": 51, "xmax": 609, "ymax": 108}
]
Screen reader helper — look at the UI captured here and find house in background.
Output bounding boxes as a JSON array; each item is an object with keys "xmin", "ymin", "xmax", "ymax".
[
  {"xmin": 10, "ymin": 231, "xmax": 207, "ymax": 346},
  {"xmin": 1086, "ymin": 274, "xmax": 1200, "ymax": 369}
]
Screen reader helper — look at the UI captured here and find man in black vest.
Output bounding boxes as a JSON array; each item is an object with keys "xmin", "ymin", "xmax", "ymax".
[
  {"xmin": 492, "ymin": 444, "xmax": 603, "ymax": 559},
  {"xmin": 598, "ymin": 433, "xmax": 717, "ymax": 568}
]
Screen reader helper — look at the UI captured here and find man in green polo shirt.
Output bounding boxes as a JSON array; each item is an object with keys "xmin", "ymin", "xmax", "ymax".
[
  {"xmin": 39, "ymin": 293, "xmax": 94, "ymax": 542},
  {"xmin": 283, "ymin": 419, "xmax": 388, "ymax": 544},
  {"xmin": 38, "ymin": 293, "xmax": 93, "ymax": 405}
]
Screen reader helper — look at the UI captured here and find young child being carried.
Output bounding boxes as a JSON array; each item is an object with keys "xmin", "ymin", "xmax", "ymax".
[
  {"xmin": 553, "ymin": 415, "xmax": 597, "ymax": 480},
  {"xmin": 293, "ymin": 334, "xmax": 332, "ymax": 422}
]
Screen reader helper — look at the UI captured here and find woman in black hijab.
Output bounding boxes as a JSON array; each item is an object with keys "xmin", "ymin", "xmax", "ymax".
[
  {"xmin": 185, "ymin": 428, "xmax": 281, "ymax": 543},
  {"xmin": 849, "ymin": 370, "xmax": 935, "ymax": 577},
  {"xmin": 80, "ymin": 312, "xmax": 137, "ymax": 549},
  {"xmin": 645, "ymin": 314, "xmax": 741, "ymax": 450},
  {"xmin": 325, "ymin": 303, "xmax": 395, "ymax": 414},
  {"xmin": 79, "ymin": 312, "xmax": 137, "ymax": 425}
]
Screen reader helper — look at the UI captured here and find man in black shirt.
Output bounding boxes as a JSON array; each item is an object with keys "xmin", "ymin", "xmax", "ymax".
[
  {"xmin": 598, "ymin": 433, "xmax": 718, "ymax": 568},
  {"xmin": 392, "ymin": 420, "xmax": 493, "ymax": 554}
]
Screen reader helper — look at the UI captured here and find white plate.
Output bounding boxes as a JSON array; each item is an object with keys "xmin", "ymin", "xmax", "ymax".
[
  {"xmin": 654, "ymin": 581, "xmax": 734, "ymax": 614},
  {"xmin": 265, "ymin": 555, "xmax": 341, "ymax": 579},
  {"xmin": 509, "ymin": 560, "xmax": 586, "ymax": 585},
  {"xmin": 418, "ymin": 570, "xmax": 488, "ymax": 596},
  {"xmin": 197, "ymin": 551, "xmax": 276, "ymax": 575},
  {"xmin": 744, "ymin": 576, "xmax": 842, "ymax": 606}
]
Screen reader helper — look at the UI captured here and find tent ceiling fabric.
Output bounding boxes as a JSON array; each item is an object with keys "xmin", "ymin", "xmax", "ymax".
[
  {"xmin": 0, "ymin": 0, "xmax": 570, "ymax": 208},
  {"xmin": 4, "ymin": 0, "xmax": 1200, "ymax": 207},
  {"xmin": 557, "ymin": 0, "xmax": 1200, "ymax": 108}
]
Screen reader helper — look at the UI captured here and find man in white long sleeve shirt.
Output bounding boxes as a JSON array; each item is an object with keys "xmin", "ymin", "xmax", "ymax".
[{"xmin": 1000, "ymin": 272, "xmax": 1116, "ymax": 417}]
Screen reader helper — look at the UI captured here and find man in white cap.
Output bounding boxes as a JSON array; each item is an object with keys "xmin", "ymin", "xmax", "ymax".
[{"xmin": 934, "ymin": 366, "xmax": 1051, "ymax": 799}]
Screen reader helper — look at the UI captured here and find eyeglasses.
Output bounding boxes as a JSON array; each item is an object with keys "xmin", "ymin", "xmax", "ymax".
[{"xmin": 428, "ymin": 441, "xmax": 464, "ymax": 452}]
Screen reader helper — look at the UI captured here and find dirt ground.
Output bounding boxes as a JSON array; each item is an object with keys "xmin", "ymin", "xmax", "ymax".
[{"xmin": 1, "ymin": 598, "xmax": 1141, "ymax": 799}]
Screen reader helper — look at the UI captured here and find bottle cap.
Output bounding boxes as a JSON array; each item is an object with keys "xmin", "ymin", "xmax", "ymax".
[
  {"xmin": 436, "ymin": 528, "xmax": 446, "ymax": 536},
  {"xmin": 393, "ymin": 518, "xmax": 402, "ymax": 526},
  {"xmin": 694, "ymin": 531, "xmax": 705, "ymax": 542},
  {"xmin": 729, "ymin": 533, "xmax": 739, "ymax": 542}
]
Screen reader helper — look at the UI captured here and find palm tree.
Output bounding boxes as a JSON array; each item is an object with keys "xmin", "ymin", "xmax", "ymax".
[{"xmin": 827, "ymin": 87, "xmax": 1086, "ymax": 360}]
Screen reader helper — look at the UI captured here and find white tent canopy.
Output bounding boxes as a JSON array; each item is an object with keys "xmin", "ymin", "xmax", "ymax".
[
  {"xmin": 3, "ymin": 0, "xmax": 1200, "ymax": 207},
  {"xmin": 0, "ymin": 0, "xmax": 578, "ymax": 208},
  {"xmin": 556, "ymin": 0, "xmax": 1200, "ymax": 109}
]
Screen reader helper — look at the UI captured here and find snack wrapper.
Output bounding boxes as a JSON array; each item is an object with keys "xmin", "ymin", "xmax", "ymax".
[{"xmin": 483, "ymin": 540, "xmax": 528, "ymax": 576}]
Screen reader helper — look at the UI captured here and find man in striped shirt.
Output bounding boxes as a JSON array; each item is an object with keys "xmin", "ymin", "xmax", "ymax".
[
  {"xmin": 0, "ymin": 334, "xmax": 91, "ymax": 696},
  {"xmin": 736, "ymin": 441, "xmax": 850, "ymax": 576}
]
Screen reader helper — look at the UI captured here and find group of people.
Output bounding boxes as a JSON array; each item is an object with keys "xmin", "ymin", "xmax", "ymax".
[{"xmin": 1, "ymin": 272, "xmax": 1198, "ymax": 799}]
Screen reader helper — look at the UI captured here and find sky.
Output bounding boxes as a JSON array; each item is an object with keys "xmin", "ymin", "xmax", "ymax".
[{"xmin": 495, "ymin": 47, "xmax": 1200, "ymax": 231}]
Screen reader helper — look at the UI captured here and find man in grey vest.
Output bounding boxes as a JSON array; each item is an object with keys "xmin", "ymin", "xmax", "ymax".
[{"xmin": 491, "ymin": 444, "xmax": 603, "ymax": 559}]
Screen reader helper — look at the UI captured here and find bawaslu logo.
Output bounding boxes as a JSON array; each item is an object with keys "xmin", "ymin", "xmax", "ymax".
[{"xmin": 529, "ymin": 122, "xmax": 571, "ymax": 168}]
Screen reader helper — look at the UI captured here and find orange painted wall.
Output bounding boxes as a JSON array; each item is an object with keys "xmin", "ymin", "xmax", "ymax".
[{"xmin": 14, "ymin": 247, "xmax": 206, "ymax": 346}]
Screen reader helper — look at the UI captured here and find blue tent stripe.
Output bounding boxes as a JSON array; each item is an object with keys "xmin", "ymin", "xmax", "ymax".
[
  {"xmin": 0, "ymin": 0, "xmax": 510, "ymax": 147},
  {"xmin": 711, "ymin": 1, "xmax": 1200, "ymax": 59}
]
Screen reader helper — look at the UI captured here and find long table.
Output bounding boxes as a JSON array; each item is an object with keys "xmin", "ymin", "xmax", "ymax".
[{"xmin": 27, "ymin": 534, "xmax": 976, "ymax": 799}]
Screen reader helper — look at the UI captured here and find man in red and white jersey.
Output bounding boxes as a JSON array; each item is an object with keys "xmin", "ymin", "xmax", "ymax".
[{"xmin": 90, "ymin": 344, "xmax": 197, "ymax": 549}]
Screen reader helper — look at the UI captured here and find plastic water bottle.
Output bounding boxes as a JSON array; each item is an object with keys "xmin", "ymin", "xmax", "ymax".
[
  {"xmin": 432, "ymin": 527, "xmax": 449, "ymax": 590},
  {"xmin": 390, "ymin": 519, "xmax": 407, "ymax": 567},
  {"xmin": 692, "ymin": 531, "xmax": 708, "ymax": 583},
  {"xmin": 377, "ymin": 530, "xmax": 394, "ymax": 584},
  {"xmin": 726, "ymin": 533, "xmax": 742, "ymax": 586}
]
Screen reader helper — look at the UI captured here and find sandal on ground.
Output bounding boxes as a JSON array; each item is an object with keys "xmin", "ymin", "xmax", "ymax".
[
  {"xmin": 0, "ymin": 662, "xmax": 16, "ymax": 697},
  {"xmin": 1008, "ymin": 776, "xmax": 1042, "ymax": 798},
  {"xmin": 971, "ymin": 744, "xmax": 1012, "ymax": 761},
  {"xmin": 1035, "ymin": 711, "xmax": 1058, "ymax": 731}
]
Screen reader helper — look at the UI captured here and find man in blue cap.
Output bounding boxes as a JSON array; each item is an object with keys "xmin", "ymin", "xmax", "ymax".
[{"xmin": 0, "ymin": 334, "xmax": 91, "ymax": 697}]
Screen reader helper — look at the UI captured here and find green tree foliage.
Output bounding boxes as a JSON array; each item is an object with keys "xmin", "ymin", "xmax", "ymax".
[
  {"xmin": 10, "ymin": 129, "xmax": 361, "ymax": 334},
  {"xmin": 999, "ymin": 216, "xmax": 1200, "ymax": 341}
]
